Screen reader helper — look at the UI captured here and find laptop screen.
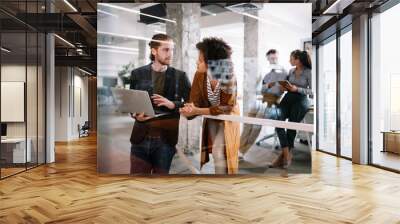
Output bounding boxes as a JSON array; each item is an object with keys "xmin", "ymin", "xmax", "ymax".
[{"xmin": 1, "ymin": 123, "xmax": 7, "ymax": 137}]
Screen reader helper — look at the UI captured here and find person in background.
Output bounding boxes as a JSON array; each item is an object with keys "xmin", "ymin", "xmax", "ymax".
[
  {"xmin": 180, "ymin": 37, "xmax": 240, "ymax": 174},
  {"xmin": 239, "ymin": 49, "xmax": 287, "ymax": 157},
  {"xmin": 129, "ymin": 34, "xmax": 191, "ymax": 174},
  {"xmin": 261, "ymin": 49, "xmax": 288, "ymax": 103},
  {"xmin": 272, "ymin": 50, "xmax": 312, "ymax": 170}
]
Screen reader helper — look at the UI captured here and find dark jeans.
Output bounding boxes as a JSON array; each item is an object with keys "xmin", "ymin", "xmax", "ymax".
[
  {"xmin": 276, "ymin": 92, "xmax": 309, "ymax": 149},
  {"xmin": 130, "ymin": 136, "xmax": 176, "ymax": 174}
]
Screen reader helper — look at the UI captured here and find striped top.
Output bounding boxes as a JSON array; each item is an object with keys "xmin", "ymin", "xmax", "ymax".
[{"xmin": 207, "ymin": 76, "xmax": 221, "ymax": 106}]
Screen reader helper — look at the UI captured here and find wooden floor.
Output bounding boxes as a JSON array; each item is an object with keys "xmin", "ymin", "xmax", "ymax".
[{"xmin": 1, "ymin": 135, "xmax": 400, "ymax": 223}]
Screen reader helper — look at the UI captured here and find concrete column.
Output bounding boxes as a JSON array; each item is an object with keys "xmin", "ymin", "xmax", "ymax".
[
  {"xmin": 352, "ymin": 14, "xmax": 369, "ymax": 164},
  {"xmin": 46, "ymin": 32, "xmax": 55, "ymax": 163},
  {"xmin": 166, "ymin": 3, "xmax": 201, "ymax": 154},
  {"xmin": 166, "ymin": 3, "xmax": 201, "ymax": 81},
  {"xmin": 243, "ymin": 11, "xmax": 259, "ymax": 115},
  {"xmin": 44, "ymin": 0, "xmax": 55, "ymax": 163},
  {"xmin": 138, "ymin": 39, "xmax": 148, "ymax": 67}
]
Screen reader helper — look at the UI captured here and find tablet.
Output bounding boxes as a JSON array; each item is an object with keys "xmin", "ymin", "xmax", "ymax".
[
  {"xmin": 111, "ymin": 88, "xmax": 168, "ymax": 118},
  {"xmin": 278, "ymin": 80, "xmax": 291, "ymax": 86}
]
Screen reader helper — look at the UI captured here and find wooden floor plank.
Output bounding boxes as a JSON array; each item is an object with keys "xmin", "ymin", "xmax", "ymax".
[{"xmin": 0, "ymin": 135, "xmax": 400, "ymax": 223}]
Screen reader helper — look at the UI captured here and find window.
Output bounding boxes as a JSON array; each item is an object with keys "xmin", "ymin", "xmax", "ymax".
[
  {"xmin": 339, "ymin": 29, "xmax": 352, "ymax": 158},
  {"xmin": 317, "ymin": 37, "xmax": 337, "ymax": 154},
  {"xmin": 370, "ymin": 3, "xmax": 400, "ymax": 171}
]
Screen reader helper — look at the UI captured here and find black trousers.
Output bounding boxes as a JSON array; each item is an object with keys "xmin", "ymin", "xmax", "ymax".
[{"xmin": 276, "ymin": 92, "xmax": 309, "ymax": 149}]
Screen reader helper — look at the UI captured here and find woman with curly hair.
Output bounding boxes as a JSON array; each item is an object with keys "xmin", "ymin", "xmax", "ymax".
[{"xmin": 180, "ymin": 37, "xmax": 240, "ymax": 174}]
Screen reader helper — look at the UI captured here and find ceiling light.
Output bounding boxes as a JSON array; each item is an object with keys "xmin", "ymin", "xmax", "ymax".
[
  {"xmin": 201, "ymin": 8, "xmax": 217, "ymax": 16},
  {"xmin": 225, "ymin": 7, "xmax": 280, "ymax": 26},
  {"xmin": 54, "ymin": 34, "xmax": 75, "ymax": 48},
  {"xmin": 98, "ymin": 31, "xmax": 173, "ymax": 45},
  {"xmin": 98, "ymin": 48, "xmax": 138, "ymax": 55},
  {"xmin": 153, "ymin": 30, "xmax": 166, "ymax": 34},
  {"xmin": 78, "ymin": 67, "xmax": 92, "ymax": 76},
  {"xmin": 322, "ymin": 0, "xmax": 353, "ymax": 14},
  {"xmin": 1, "ymin": 47, "xmax": 11, "ymax": 53},
  {"xmin": 98, "ymin": 3, "xmax": 176, "ymax": 24},
  {"xmin": 98, "ymin": 45, "xmax": 138, "ymax": 52},
  {"xmin": 98, "ymin": 9, "xmax": 118, "ymax": 18},
  {"xmin": 63, "ymin": 0, "xmax": 78, "ymax": 12}
]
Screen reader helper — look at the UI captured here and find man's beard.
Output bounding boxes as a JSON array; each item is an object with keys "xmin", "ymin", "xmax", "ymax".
[{"xmin": 157, "ymin": 58, "xmax": 171, "ymax": 66}]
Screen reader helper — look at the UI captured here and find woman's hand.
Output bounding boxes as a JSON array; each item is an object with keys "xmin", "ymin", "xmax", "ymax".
[
  {"xmin": 179, "ymin": 103, "xmax": 198, "ymax": 117},
  {"xmin": 279, "ymin": 85, "xmax": 287, "ymax": 92},
  {"xmin": 285, "ymin": 83, "xmax": 298, "ymax": 92}
]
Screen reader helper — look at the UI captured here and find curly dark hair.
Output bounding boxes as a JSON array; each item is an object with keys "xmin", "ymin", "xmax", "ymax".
[{"xmin": 195, "ymin": 37, "xmax": 232, "ymax": 63}]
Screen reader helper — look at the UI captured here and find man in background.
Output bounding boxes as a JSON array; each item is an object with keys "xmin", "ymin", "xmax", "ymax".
[{"xmin": 239, "ymin": 49, "xmax": 288, "ymax": 157}]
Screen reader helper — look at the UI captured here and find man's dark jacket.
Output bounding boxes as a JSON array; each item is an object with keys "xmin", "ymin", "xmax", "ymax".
[{"xmin": 129, "ymin": 63, "xmax": 191, "ymax": 146}]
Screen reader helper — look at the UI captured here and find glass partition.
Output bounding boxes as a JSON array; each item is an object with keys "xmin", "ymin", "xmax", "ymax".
[
  {"xmin": 97, "ymin": 3, "xmax": 313, "ymax": 175},
  {"xmin": 1, "ymin": 30, "xmax": 28, "ymax": 177},
  {"xmin": 0, "ymin": 1, "xmax": 46, "ymax": 179}
]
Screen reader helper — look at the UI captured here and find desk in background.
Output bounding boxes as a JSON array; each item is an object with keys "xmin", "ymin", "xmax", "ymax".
[
  {"xmin": 1, "ymin": 138, "xmax": 32, "ymax": 166},
  {"xmin": 382, "ymin": 131, "xmax": 400, "ymax": 154}
]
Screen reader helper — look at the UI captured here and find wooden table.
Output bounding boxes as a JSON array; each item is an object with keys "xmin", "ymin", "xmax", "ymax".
[{"xmin": 381, "ymin": 131, "xmax": 400, "ymax": 154}]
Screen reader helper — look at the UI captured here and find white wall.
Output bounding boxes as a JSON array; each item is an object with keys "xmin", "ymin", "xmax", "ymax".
[
  {"xmin": 1, "ymin": 64, "xmax": 46, "ymax": 163},
  {"xmin": 258, "ymin": 4, "xmax": 312, "ymax": 74},
  {"xmin": 55, "ymin": 67, "xmax": 69, "ymax": 141},
  {"xmin": 1, "ymin": 65, "xmax": 32, "ymax": 138},
  {"xmin": 72, "ymin": 74, "xmax": 89, "ymax": 138},
  {"xmin": 97, "ymin": 5, "xmax": 143, "ymax": 79},
  {"xmin": 55, "ymin": 67, "xmax": 89, "ymax": 141}
]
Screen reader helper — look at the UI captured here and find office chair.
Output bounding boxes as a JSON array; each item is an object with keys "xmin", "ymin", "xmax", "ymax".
[
  {"xmin": 78, "ymin": 121, "xmax": 90, "ymax": 138},
  {"xmin": 255, "ymin": 93, "xmax": 280, "ymax": 148}
]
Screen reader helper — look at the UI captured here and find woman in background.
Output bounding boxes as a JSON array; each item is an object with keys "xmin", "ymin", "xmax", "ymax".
[
  {"xmin": 180, "ymin": 37, "xmax": 240, "ymax": 174},
  {"xmin": 272, "ymin": 50, "xmax": 312, "ymax": 170}
]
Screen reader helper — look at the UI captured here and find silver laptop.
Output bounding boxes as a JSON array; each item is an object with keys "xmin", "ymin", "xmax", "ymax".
[{"xmin": 111, "ymin": 88, "xmax": 169, "ymax": 118}]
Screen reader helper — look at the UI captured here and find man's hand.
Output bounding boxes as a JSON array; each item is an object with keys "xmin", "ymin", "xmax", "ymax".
[
  {"xmin": 151, "ymin": 94, "xmax": 175, "ymax": 110},
  {"xmin": 267, "ymin": 82, "xmax": 275, "ymax": 88},
  {"xmin": 131, "ymin": 112, "xmax": 152, "ymax": 122}
]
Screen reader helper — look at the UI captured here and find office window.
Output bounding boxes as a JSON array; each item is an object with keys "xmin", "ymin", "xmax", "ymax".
[
  {"xmin": 370, "ymin": 3, "xmax": 400, "ymax": 171},
  {"xmin": 340, "ymin": 29, "xmax": 352, "ymax": 158},
  {"xmin": 318, "ymin": 37, "xmax": 337, "ymax": 154}
]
